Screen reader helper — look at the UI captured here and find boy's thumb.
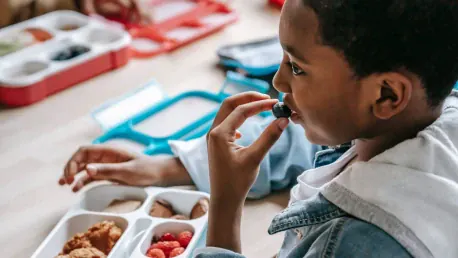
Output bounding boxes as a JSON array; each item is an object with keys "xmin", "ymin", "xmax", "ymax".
[{"xmin": 246, "ymin": 118, "xmax": 289, "ymax": 162}]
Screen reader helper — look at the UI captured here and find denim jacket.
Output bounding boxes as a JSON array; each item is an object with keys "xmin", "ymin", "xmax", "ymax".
[{"xmin": 194, "ymin": 146, "xmax": 412, "ymax": 258}]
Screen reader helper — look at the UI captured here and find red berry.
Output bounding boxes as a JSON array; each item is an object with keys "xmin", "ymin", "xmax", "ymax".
[
  {"xmin": 170, "ymin": 247, "xmax": 185, "ymax": 257},
  {"xmin": 177, "ymin": 231, "xmax": 193, "ymax": 248},
  {"xmin": 146, "ymin": 248, "xmax": 166, "ymax": 258},
  {"xmin": 160, "ymin": 233, "xmax": 177, "ymax": 242},
  {"xmin": 151, "ymin": 241, "xmax": 181, "ymax": 256}
]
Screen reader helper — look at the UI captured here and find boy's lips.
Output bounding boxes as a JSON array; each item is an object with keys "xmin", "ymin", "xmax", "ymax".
[
  {"xmin": 283, "ymin": 100, "xmax": 302, "ymax": 123},
  {"xmin": 283, "ymin": 98, "xmax": 299, "ymax": 115}
]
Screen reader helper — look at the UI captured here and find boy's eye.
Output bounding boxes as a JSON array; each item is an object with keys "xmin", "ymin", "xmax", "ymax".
[{"xmin": 286, "ymin": 61, "xmax": 305, "ymax": 76}]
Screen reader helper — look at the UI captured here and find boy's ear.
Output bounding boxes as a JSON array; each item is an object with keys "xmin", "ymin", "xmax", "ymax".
[{"xmin": 372, "ymin": 72, "xmax": 413, "ymax": 120}]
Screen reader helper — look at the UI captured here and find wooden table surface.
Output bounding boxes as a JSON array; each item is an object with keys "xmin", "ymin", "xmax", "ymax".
[{"xmin": 0, "ymin": 1, "xmax": 290, "ymax": 257}]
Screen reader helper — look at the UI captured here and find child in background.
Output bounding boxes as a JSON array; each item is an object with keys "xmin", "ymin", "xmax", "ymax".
[{"xmin": 0, "ymin": 0, "xmax": 151, "ymax": 28}]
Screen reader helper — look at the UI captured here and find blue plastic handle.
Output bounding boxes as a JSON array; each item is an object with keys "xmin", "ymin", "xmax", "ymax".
[{"xmin": 220, "ymin": 59, "xmax": 280, "ymax": 76}]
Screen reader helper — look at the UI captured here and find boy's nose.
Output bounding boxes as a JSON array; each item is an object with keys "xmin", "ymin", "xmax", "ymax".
[{"xmin": 273, "ymin": 68, "xmax": 292, "ymax": 94}]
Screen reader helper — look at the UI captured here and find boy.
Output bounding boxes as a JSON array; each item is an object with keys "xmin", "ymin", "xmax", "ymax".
[{"xmin": 196, "ymin": 0, "xmax": 458, "ymax": 257}]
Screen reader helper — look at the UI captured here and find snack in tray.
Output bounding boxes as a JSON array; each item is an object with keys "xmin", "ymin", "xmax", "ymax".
[
  {"xmin": 170, "ymin": 214, "xmax": 189, "ymax": 220},
  {"xmin": 149, "ymin": 198, "xmax": 209, "ymax": 220},
  {"xmin": 149, "ymin": 199, "xmax": 175, "ymax": 218},
  {"xmin": 169, "ymin": 247, "xmax": 185, "ymax": 257},
  {"xmin": 147, "ymin": 231, "xmax": 194, "ymax": 258},
  {"xmin": 52, "ymin": 45, "xmax": 91, "ymax": 61},
  {"xmin": 62, "ymin": 233, "xmax": 93, "ymax": 254},
  {"xmin": 57, "ymin": 220, "xmax": 122, "ymax": 257},
  {"xmin": 56, "ymin": 247, "xmax": 107, "ymax": 258},
  {"xmin": 60, "ymin": 24, "xmax": 81, "ymax": 31},
  {"xmin": 0, "ymin": 28, "xmax": 52, "ymax": 57},
  {"xmin": 0, "ymin": 41, "xmax": 22, "ymax": 56},
  {"xmin": 86, "ymin": 221, "xmax": 123, "ymax": 255},
  {"xmin": 24, "ymin": 28, "xmax": 53, "ymax": 42},
  {"xmin": 146, "ymin": 248, "xmax": 166, "ymax": 258},
  {"xmin": 103, "ymin": 199, "xmax": 142, "ymax": 214},
  {"xmin": 190, "ymin": 198, "xmax": 209, "ymax": 219}
]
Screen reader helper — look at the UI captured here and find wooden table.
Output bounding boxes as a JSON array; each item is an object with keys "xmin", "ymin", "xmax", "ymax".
[{"xmin": 0, "ymin": 1, "xmax": 289, "ymax": 257}]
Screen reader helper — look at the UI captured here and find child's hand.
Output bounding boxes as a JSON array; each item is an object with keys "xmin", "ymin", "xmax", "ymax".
[
  {"xmin": 59, "ymin": 145, "xmax": 191, "ymax": 192},
  {"xmin": 83, "ymin": 0, "xmax": 152, "ymax": 24},
  {"xmin": 207, "ymin": 92, "xmax": 289, "ymax": 202},
  {"xmin": 206, "ymin": 92, "xmax": 289, "ymax": 251}
]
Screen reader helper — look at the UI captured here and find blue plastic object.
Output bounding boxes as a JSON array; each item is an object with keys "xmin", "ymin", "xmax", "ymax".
[
  {"xmin": 454, "ymin": 81, "xmax": 458, "ymax": 90},
  {"xmin": 92, "ymin": 71, "xmax": 271, "ymax": 155},
  {"xmin": 220, "ymin": 59, "xmax": 280, "ymax": 76},
  {"xmin": 217, "ymin": 37, "xmax": 282, "ymax": 77}
]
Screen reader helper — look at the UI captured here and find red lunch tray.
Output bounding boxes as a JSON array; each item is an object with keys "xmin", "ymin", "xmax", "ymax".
[{"xmin": 101, "ymin": 0, "xmax": 238, "ymax": 58}]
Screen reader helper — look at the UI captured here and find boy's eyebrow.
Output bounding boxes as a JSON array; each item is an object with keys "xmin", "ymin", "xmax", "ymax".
[{"xmin": 283, "ymin": 44, "xmax": 310, "ymax": 64}]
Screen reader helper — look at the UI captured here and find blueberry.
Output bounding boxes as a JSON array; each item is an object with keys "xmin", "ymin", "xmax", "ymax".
[
  {"xmin": 272, "ymin": 102, "xmax": 292, "ymax": 118},
  {"xmin": 52, "ymin": 49, "xmax": 72, "ymax": 61},
  {"xmin": 69, "ymin": 45, "xmax": 89, "ymax": 57}
]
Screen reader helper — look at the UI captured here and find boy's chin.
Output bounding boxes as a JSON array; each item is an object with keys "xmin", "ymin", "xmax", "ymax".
[{"xmin": 304, "ymin": 128, "xmax": 342, "ymax": 147}]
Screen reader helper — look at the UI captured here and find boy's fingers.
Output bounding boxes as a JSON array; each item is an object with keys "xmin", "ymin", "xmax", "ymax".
[
  {"xmin": 72, "ymin": 173, "xmax": 93, "ymax": 192},
  {"xmin": 63, "ymin": 147, "xmax": 91, "ymax": 184},
  {"xmin": 219, "ymin": 99, "xmax": 278, "ymax": 135},
  {"xmin": 244, "ymin": 118, "xmax": 289, "ymax": 162},
  {"xmin": 86, "ymin": 163, "xmax": 130, "ymax": 182},
  {"xmin": 70, "ymin": 161, "xmax": 132, "ymax": 192},
  {"xmin": 209, "ymin": 92, "xmax": 271, "ymax": 137},
  {"xmin": 62, "ymin": 145, "xmax": 131, "ymax": 184}
]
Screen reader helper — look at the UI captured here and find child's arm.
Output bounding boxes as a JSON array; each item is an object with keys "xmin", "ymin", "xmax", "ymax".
[{"xmin": 59, "ymin": 145, "xmax": 192, "ymax": 192}]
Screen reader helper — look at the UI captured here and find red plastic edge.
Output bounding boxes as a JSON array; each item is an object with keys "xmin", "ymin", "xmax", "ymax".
[
  {"xmin": 0, "ymin": 46, "xmax": 130, "ymax": 107},
  {"xmin": 111, "ymin": 0, "xmax": 238, "ymax": 58}
]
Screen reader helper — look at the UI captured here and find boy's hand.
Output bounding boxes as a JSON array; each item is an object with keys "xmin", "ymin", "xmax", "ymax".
[
  {"xmin": 59, "ymin": 145, "xmax": 191, "ymax": 192},
  {"xmin": 83, "ymin": 0, "xmax": 152, "ymax": 24},
  {"xmin": 206, "ymin": 92, "xmax": 289, "ymax": 252}
]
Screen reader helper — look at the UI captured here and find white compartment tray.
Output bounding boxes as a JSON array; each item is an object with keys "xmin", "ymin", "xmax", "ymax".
[{"xmin": 32, "ymin": 185, "xmax": 210, "ymax": 258}]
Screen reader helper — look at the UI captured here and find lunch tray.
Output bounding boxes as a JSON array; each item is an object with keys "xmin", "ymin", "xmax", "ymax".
[
  {"xmin": 31, "ymin": 184, "xmax": 210, "ymax": 258},
  {"xmin": 102, "ymin": 0, "xmax": 238, "ymax": 58},
  {"xmin": 0, "ymin": 11, "xmax": 131, "ymax": 107}
]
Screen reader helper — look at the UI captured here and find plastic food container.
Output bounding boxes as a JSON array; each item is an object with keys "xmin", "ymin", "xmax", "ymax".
[
  {"xmin": 31, "ymin": 185, "xmax": 210, "ymax": 258},
  {"xmin": 124, "ymin": 0, "xmax": 238, "ymax": 58},
  {"xmin": 0, "ymin": 11, "xmax": 131, "ymax": 107}
]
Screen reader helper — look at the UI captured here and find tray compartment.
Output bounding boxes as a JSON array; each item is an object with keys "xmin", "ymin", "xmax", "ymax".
[{"xmin": 33, "ymin": 213, "xmax": 128, "ymax": 258}]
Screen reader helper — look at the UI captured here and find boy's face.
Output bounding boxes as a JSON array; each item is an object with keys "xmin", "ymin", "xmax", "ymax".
[{"xmin": 274, "ymin": 0, "xmax": 377, "ymax": 146}]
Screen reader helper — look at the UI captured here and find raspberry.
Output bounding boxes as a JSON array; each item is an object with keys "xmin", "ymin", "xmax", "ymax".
[
  {"xmin": 177, "ymin": 231, "xmax": 193, "ymax": 248},
  {"xmin": 151, "ymin": 241, "xmax": 181, "ymax": 256},
  {"xmin": 160, "ymin": 233, "xmax": 177, "ymax": 242},
  {"xmin": 170, "ymin": 247, "xmax": 185, "ymax": 257},
  {"xmin": 146, "ymin": 248, "xmax": 166, "ymax": 258}
]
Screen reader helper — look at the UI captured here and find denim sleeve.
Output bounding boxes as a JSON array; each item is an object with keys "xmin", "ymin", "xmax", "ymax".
[
  {"xmin": 292, "ymin": 218, "xmax": 413, "ymax": 258},
  {"xmin": 169, "ymin": 116, "xmax": 322, "ymax": 199}
]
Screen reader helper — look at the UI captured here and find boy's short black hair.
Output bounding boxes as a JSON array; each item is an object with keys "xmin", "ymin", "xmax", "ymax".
[{"xmin": 303, "ymin": 0, "xmax": 458, "ymax": 106}]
